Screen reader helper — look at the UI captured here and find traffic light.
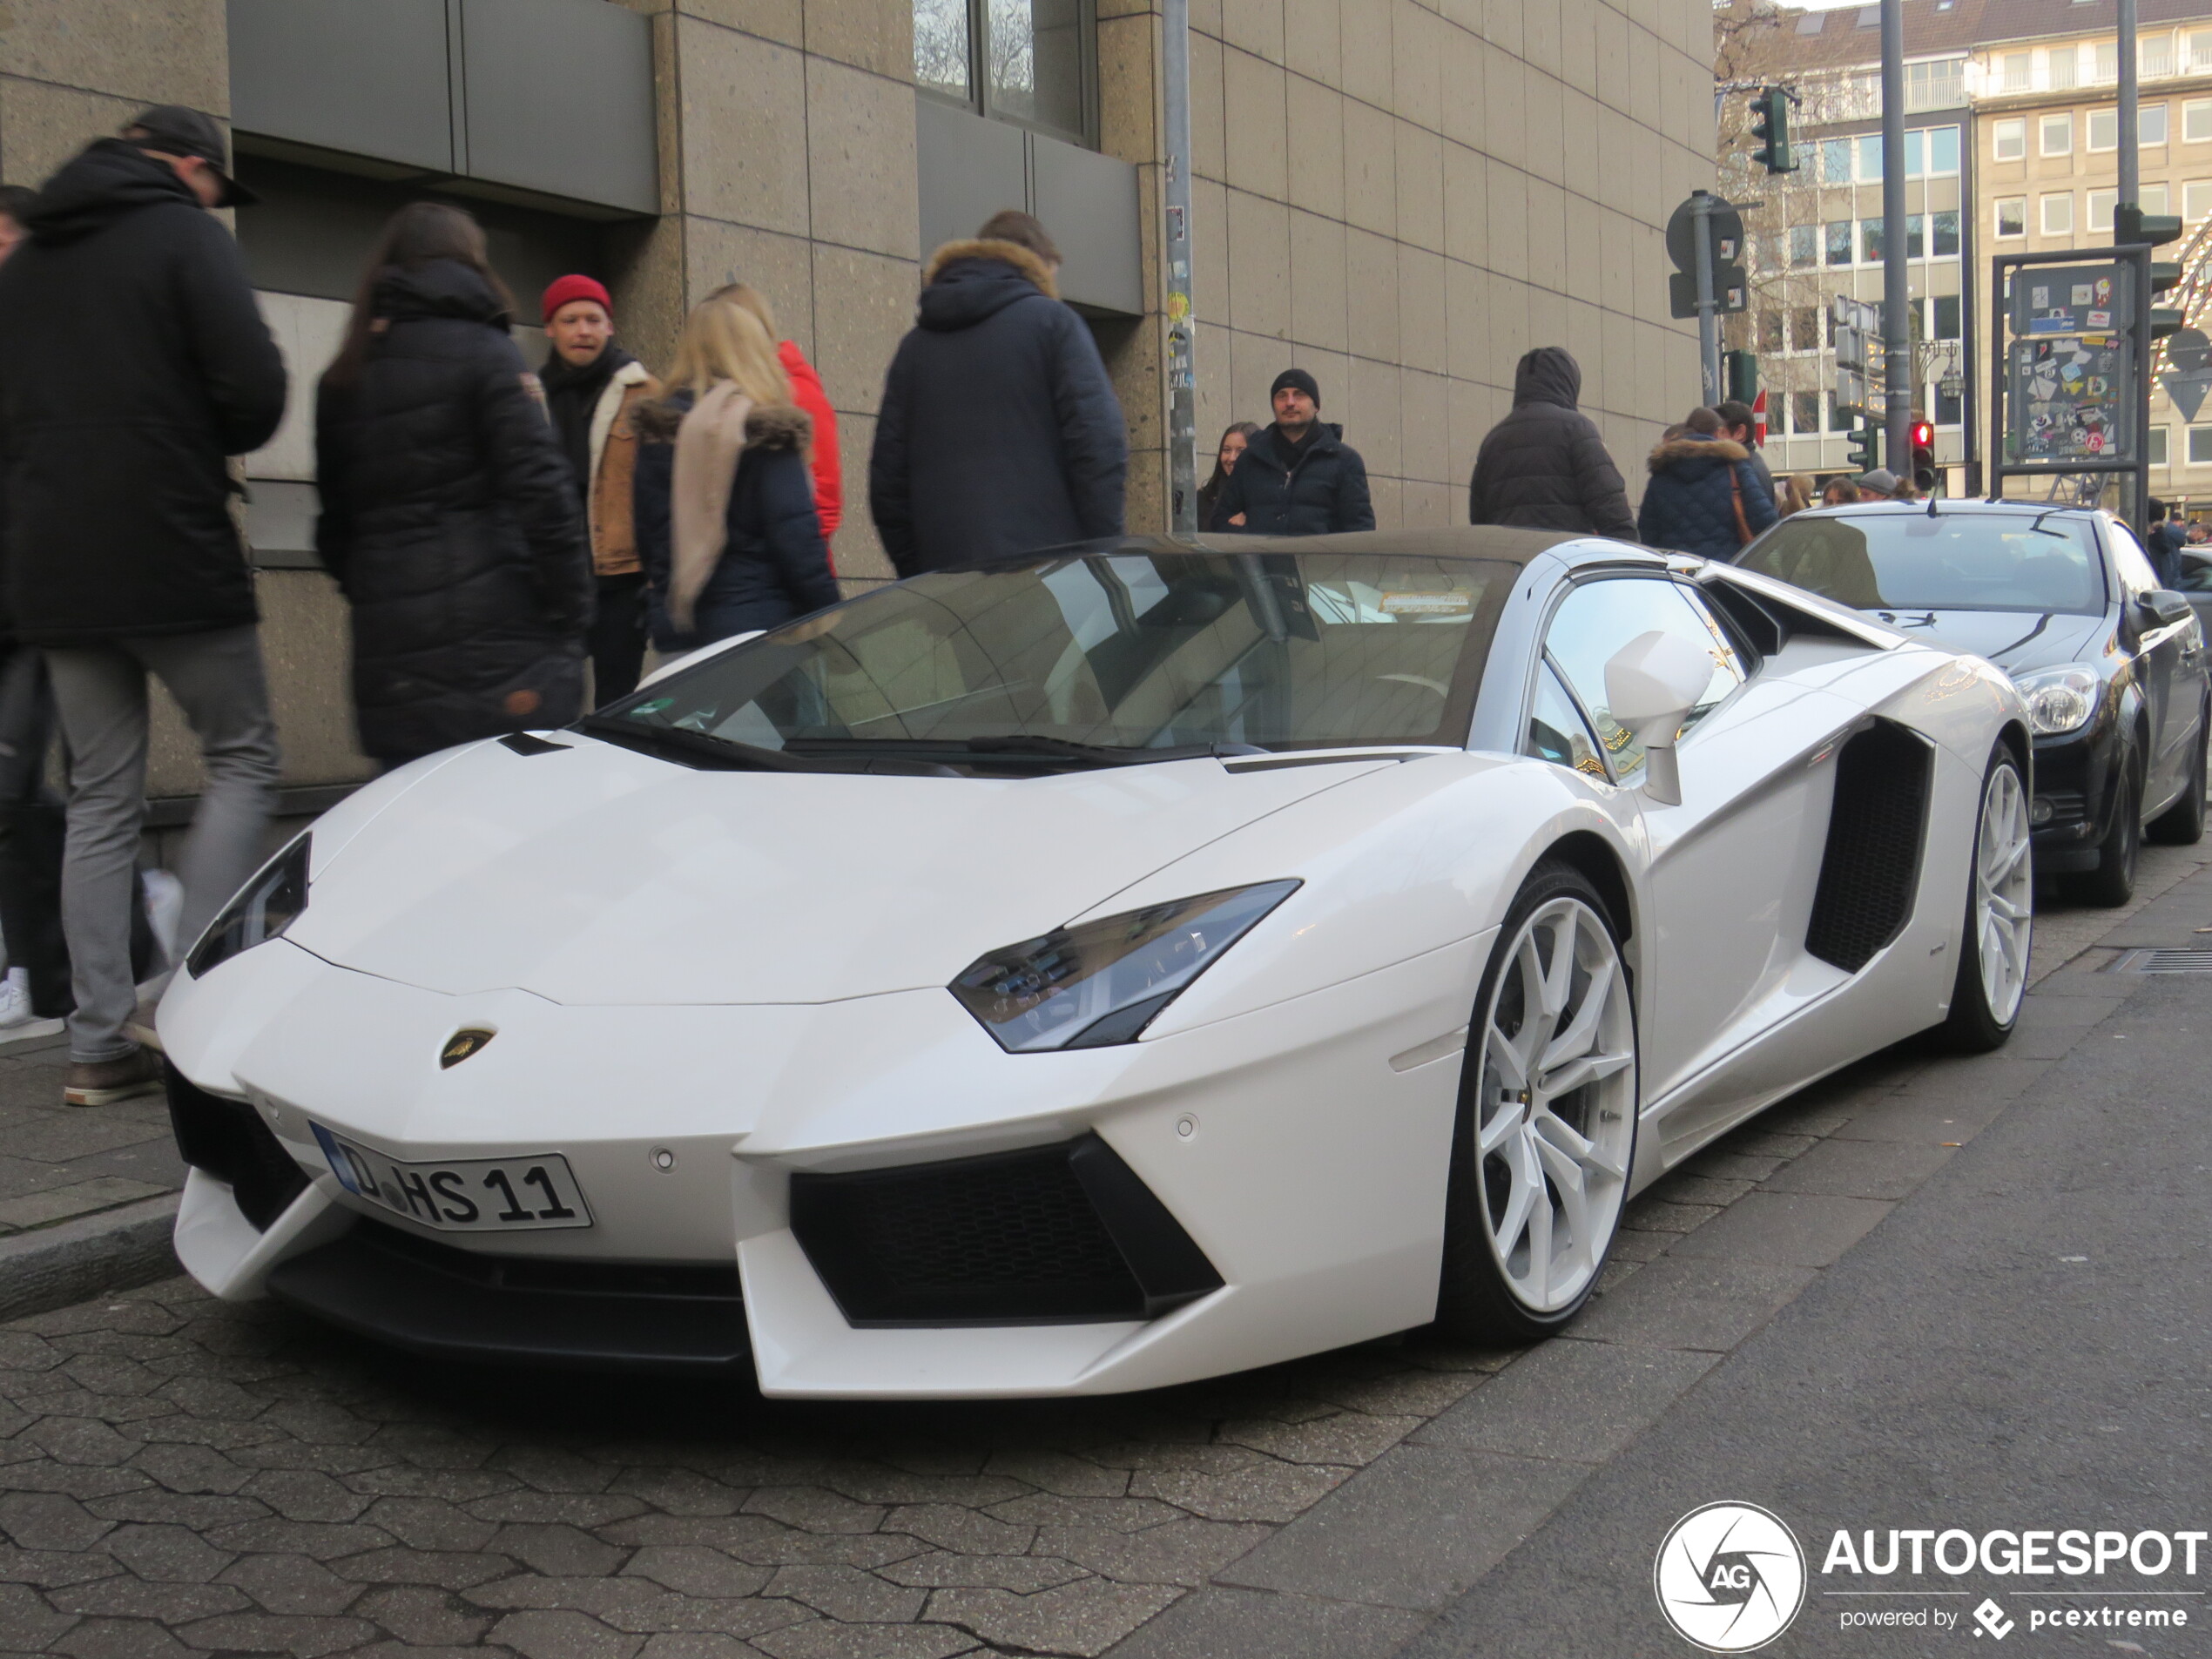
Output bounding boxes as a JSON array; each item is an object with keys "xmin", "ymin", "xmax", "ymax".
[
  {"xmin": 2116, "ymin": 202, "xmax": 2187, "ymax": 339},
  {"xmin": 1847, "ymin": 424, "xmax": 1881, "ymax": 475},
  {"xmin": 1725, "ymin": 350, "xmax": 1758, "ymax": 407},
  {"xmin": 1750, "ymin": 87, "xmax": 1797, "ymax": 175},
  {"xmin": 1909, "ymin": 418, "xmax": 1936, "ymax": 492}
]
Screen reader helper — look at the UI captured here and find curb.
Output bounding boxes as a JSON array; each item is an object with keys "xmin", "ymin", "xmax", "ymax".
[{"xmin": 0, "ymin": 1194, "xmax": 182, "ymax": 1325}]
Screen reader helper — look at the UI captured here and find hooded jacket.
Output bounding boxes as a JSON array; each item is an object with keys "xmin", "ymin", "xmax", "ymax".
[
  {"xmin": 1635, "ymin": 432, "xmax": 1778, "ymax": 563},
  {"xmin": 869, "ymin": 239, "xmax": 1127, "ymax": 575},
  {"xmin": 634, "ymin": 393, "xmax": 840, "ymax": 649},
  {"xmin": 314, "ymin": 259, "xmax": 594, "ymax": 764},
  {"xmin": 1467, "ymin": 347, "xmax": 1636, "ymax": 541},
  {"xmin": 0, "ymin": 139, "xmax": 287, "ymax": 644},
  {"xmin": 1213, "ymin": 421, "xmax": 1375, "ymax": 536}
]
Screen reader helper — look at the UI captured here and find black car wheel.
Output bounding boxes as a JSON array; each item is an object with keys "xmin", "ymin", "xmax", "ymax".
[
  {"xmin": 2067, "ymin": 761, "xmax": 2141, "ymax": 907},
  {"xmin": 2146, "ymin": 698, "xmax": 2209, "ymax": 846}
]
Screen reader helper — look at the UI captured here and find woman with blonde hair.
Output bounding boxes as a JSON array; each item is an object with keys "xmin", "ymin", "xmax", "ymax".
[
  {"xmin": 632, "ymin": 297, "xmax": 838, "ymax": 649},
  {"xmin": 709, "ymin": 282, "xmax": 841, "ymax": 553},
  {"xmin": 1779, "ymin": 474, "xmax": 1815, "ymax": 517}
]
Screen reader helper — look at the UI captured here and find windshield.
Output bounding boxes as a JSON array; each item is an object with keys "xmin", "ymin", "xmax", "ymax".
[
  {"xmin": 603, "ymin": 551, "xmax": 1510, "ymax": 756},
  {"xmin": 1737, "ymin": 512, "xmax": 2107, "ymax": 616}
]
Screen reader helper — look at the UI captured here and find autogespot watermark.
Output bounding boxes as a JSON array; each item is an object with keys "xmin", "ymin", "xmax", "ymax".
[{"xmin": 1657, "ymin": 1509, "xmax": 2207, "ymax": 1648}]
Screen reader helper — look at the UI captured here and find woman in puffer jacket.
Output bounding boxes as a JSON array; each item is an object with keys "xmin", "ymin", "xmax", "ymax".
[
  {"xmin": 632, "ymin": 297, "xmax": 840, "ymax": 650},
  {"xmin": 1635, "ymin": 406, "xmax": 1778, "ymax": 563},
  {"xmin": 315, "ymin": 203, "xmax": 593, "ymax": 767}
]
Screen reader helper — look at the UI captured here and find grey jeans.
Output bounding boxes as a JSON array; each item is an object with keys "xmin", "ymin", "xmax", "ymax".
[{"xmin": 46, "ymin": 627, "xmax": 282, "ymax": 1062}]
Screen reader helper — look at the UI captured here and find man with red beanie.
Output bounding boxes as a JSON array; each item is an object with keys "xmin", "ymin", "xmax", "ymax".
[{"xmin": 537, "ymin": 273, "xmax": 658, "ymax": 703}]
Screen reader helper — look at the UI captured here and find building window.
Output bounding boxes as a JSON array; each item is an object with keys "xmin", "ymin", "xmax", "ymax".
[
  {"xmin": 2187, "ymin": 179, "xmax": 2212, "ymax": 221},
  {"xmin": 2041, "ymin": 112, "xmax": 2074, "ymax": 156},
  {"xmin": 1904, "ymin": 59, "xmax": 1965, "ymax": 112},
  {"xmin": 1996, "ymin": 197, "xmax": 2027, "ymax": 238},
  {"xmin": 1828, "ymin": 391, "xmax": 1844, "ymax": 432},
  {"xmin": 1790, "ymin": 224, "xmax": 1817, "ymax": 268},
  {"xmin": 1861, "ymin": 218, "xmax": 1886, "ymax": 262},
  {"xmin": 2149, "ymin": 426, "xmax": 2169, "ymax": 466},
  {"xmin": 2090, "ymin": 188, "xmax": 2117, "ymax": 233},
  {"xmin": 1793, "ymin": 391, "xmax": 1821, "ymax": 436},
  {"xmin": 1933, "ymin": 208, "xmax": 1961, "ymax": 256},
  {"xmin": 2142, "ymin": 34, "xmax": 2176, "ymax": 78},
  {"xmin": 2193, "ymin": 31, "xmax": 2212, "ymax": 74},
  {"xmin": 1857, "ymin": 133, "xmax": 1885, "ymax": 179},
  {"xmin": 2000, "ymin": 51, "xmax": 2031, "ymax": 93},
  {"xmin": 1905, "ymin": 214, "xmax": 1925, "ymax": 260},
  {"xmin": 1822, "ymin": 138, "xmax": 1853, "ymax": 184},
  {"xmin": 2048, "ymin": 47, "xmax": 2079, "ymax": 91},
  {"xmin": 2088, "ymin": 108, "xmax": 2118, "ymax": 152},
  {"xmin": 2042, "ymin": 192, "xmax": 2074, "ymax": 236},
  {"xmin": 1926, "ymin": 125, "xmax": 1960, "ymax": 174},
  {"xmin": 1760, "ymin": 312, "xmax": 1785, "ymax": 353},
  {"xmin": 1827, "ymin": 220, "xmax": 1853, "ymax": 265},
  {"xmin": 1934, "ymin": 294, "xmax": 1962, "ymax": 339},
  {"xmin": 2143, "ymin": 104, "xmax": 2169, "ymax": 146},
  {"xmin": 914, "ymin": 0, "xmax": 1091, "ymax": 144},
  {"xmin": 2143, "ymin": 182, "xmax": 2172, "ymax": 215},
  {"xmin": 2187, "ymin": 99, "xmax": 2212, "ymax": 143},
  {"xmin": 2190, "ymin": 427, "xmax": 2212, "ymax": 465},
  {"xmin": 1993, "ymin": 118, "xmax": 2025, "ymax": 161},
  {"xmin": 1792, "ymin": 307, "xmax": 1821, "ymax": 351},
  {"xmin": 2094, "ymin": 40, "xmax": 2119, "ymax": 84}
]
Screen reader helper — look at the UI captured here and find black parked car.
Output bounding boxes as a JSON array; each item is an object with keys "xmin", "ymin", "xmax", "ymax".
[{"xmin": 1737, "ymin": 502, "xmax": 2208, "ymax": 905}]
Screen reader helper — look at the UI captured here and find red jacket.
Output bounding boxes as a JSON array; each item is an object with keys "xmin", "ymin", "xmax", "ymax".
[{"xmin": 779, "ymin": 340, "xmax": 841, "ymax": 548}]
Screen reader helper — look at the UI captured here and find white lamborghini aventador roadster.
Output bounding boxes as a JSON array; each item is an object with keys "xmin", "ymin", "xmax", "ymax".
[{"xmin": 162, "ymin": 529, "xmax": 2033, "ymax": 1397}]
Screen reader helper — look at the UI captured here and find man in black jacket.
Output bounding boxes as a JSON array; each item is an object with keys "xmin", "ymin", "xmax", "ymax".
[
  {"xmin": 1215, "ymin": 369, "xmax": 1375, "ymax": 535},
  {"xmin": 1467, "ymin": 347, "xmax": 1637, "ymax": 540},
  {"xmin": 0, "ymin": 107, "xmax": 287, "ymax": 1105},
  {"xmin": 870, "ymin": 210, "xmax": 1126, "ymax": 574}
]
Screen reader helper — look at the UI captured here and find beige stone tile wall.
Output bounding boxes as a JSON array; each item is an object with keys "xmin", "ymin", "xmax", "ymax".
[{"xmin": 1096, "ymin": 0, "xmax": 1718, "ymax": 524}]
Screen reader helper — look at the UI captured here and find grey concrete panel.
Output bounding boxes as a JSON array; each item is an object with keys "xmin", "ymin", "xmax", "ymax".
[
  {"xmin": 1663, "ymin": 1190, "xmax": 1894, "ymax": 1267},
  {"xmin": 227, "ymin": 0, "xmax": 454, "ymax": 172},
  {"xmin": 1032, "ymin": 129, "xmax": 1143, "ymax": 317},
  {"xmin": 1213, "ymin": 1445, "xmax": 1588, "ymax": 1612},
  {"xmin": 1565, "ymin": 1258, "xmax": 1817, "ymax": 1352},
  {"xmin": 916, "ymin": 95, "xmax": 1028, "ymax": 259},
  {"xmin": 1410, "ymin": 1339, "xmax": 1719, "ymax": 1463},
  {"xmin": 460, "ymin": 0, "xmax": 658, "ymax": 214}
]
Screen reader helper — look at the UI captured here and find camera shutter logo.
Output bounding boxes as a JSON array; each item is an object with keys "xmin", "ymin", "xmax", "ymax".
[{"xmin": 1654, "ymin": 1501, "xmax": 1807, "ymax": 1652}]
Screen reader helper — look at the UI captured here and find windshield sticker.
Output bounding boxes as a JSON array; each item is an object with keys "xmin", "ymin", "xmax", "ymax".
[{"xmin": 1379, "ymin": 591, "xmax": 1474, "ymax": 616}]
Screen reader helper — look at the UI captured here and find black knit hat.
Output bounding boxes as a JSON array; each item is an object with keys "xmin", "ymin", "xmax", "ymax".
[{"xmin": 1271, "ymin": 367, "xmax": 1320, "ymax": 405}]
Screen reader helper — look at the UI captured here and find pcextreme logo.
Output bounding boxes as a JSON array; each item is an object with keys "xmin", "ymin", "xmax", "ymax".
[{"xmin": 1655, "ymin": 1501, "xmax": 1810, "ymax": 1652}]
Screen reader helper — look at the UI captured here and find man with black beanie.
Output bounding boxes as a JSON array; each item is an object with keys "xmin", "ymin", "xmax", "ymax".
[{"xmin": 1213, "ymin": 368, "xmax": 1374, "ymax": 535}]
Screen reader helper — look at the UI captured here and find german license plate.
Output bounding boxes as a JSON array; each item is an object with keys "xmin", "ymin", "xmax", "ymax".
[{"xmin": 312, "ymin": 1125, "xmax": 593, "ymax": 1231}]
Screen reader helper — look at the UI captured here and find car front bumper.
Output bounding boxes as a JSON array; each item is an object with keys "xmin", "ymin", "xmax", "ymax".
[
  {"xmin": 2027, "ymin": 725, "xmax": 2115, "ymax": 874},
  {"xmin": 160, "ymin": 931, "xmax": 1489, "ymax": 1397}
]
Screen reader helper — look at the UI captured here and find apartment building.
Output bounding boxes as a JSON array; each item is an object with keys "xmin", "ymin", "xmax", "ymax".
[
  {"xmin": 1, "ymin": 0, "xmax": 1712, "ymax": 819},
  {"xmin": 1971, "ymin": 0, "xmax": 2212, "ymax": 509}
]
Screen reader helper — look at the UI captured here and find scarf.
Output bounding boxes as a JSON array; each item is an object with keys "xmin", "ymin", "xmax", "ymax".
[{"xmin": 669, "ymin": 381, "xmax": 753, "ymax": 632}]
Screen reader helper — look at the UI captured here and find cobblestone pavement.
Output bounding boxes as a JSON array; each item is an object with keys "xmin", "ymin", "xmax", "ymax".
[
  {"xmin": 0, "ymin": 1035, "xmax": 181, "ymax": 1241},
  {"xmin": 1, "ymin": 853, "xmax": 2204, "ymax": 1659}
]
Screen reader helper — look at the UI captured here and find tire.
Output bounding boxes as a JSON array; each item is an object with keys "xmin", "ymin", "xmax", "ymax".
[
  {"xmin": 1435, "ymin": 861, "xmax": 1637, "ymax": 1343},
  {"xmin": 2065, "ymin": 760, "xmax": 2141, "ymax": 907},
  {"xmin": 2146, "ymin": 699, "xmax": 2209, "ymax": 846},
  {"xmin": 1932, "ymin": 748, "xmax": 2032, "ymax": 1054}
]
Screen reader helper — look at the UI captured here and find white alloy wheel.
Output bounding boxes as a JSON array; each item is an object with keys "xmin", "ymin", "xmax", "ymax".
[
  {"xmin": 1473, "ymin": 894, "xmax": 1637, "ymax": 1315},
  {"xmin": 1974, "ymin": 761, "xmax": 2033, "ymax": 1027}
]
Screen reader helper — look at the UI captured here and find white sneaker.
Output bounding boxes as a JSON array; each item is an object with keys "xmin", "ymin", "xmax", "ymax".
[
  {"xmin": 0, "ymin": 968, "xmax": 34, "ymax": 1029},
  {"xmin": 143, "ymin": 868, "xmax": 185, "ymax": 968}
]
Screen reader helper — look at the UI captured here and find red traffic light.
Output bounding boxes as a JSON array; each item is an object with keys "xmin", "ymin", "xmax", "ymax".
[{"xmin": 1909, "ymin": 421, "xmax": 1934, "ymax": 449}]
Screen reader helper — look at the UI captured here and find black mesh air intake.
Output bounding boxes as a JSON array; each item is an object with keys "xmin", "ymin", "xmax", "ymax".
[
  {"xmin": 165, "ymin": 1061, "xmax": 309, "ymax": 1231},
  {"xmin": 1805, "ymin": 720, "xmax": 1933, "ymax": 973},
  {"xmin": 789, "ymin": 1134, "xmax": 1223, "ymax": 1326}
]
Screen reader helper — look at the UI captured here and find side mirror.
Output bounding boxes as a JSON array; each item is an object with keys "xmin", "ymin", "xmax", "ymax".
[
  {"xmin": 1602, "ymin": 630, "xmax": 1715, "ymax": 806},
  {"xmin": 2143, "ymin": 590, "xmax": 2195, "ymax": 631}
]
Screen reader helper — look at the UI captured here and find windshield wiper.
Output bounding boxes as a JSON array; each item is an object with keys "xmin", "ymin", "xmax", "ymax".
[{"xmin": 577, "ymin": 714, "xmax": 820, "ymax": 773}]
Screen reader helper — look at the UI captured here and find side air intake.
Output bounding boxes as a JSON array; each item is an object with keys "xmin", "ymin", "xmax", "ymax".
[{"xmin": 1805, "ymin": 720, "xmax": 1933, "ymax": 973}]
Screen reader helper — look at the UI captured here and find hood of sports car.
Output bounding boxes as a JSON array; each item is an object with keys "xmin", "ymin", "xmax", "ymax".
[
  {"xmin": 1866, "ymin": 607, "xmax": 2108, "ymax": 672},
  {"xmin": 282, "ymin": 735, "xmax": 1387, "ymax": 1006}
]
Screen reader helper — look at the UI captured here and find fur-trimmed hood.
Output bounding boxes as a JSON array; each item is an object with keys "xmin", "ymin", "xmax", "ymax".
[
  {"xmin": 1647, "ymin": 433, "xmax": 1749, "ymax": 473},
  {"xmin": 916, "ymin": 239, "xmax": 1060, "ymax": 334},
  {"xmin": 635, "ymin": 393, "xmax": 813, "ymax": 448},
  {"xmin": 922, "ymin": 237, "xmax": 1059, "ymax": 296}
]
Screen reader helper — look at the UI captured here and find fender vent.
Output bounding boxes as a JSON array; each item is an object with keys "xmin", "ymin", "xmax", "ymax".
[
  {"xmin": 789, "ymin": 1135, "xmax": 1222, "ymax": 1326},
  {"xmin": 1805, "ymin": 721, "xmax": 1932, "ymax": 973},
  {"xmin": 165, "ymin": 1061, "xmax": 309, "ymax": 1231}
]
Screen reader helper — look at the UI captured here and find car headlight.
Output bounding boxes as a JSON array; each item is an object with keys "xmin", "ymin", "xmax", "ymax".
[
  {"xmin": 2013, "ymin": 663, "xmax": 2100, "ymax": 736},
  {"xmin": 185, "ymin": 833, "xmax": 311, "ymax": 979},
  {"xmin": 950, "ymin": 880, "xmax": 1300, "ymax": 1052}
]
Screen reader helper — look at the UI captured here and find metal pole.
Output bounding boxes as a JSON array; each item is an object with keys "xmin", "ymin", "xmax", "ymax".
[
  {"xmin": 2119, "ymin": 0, "xmax": 2140, "ymax": 215},
  {"xmin": 1880, "ymin": 0, "xmax": 1912, "ymax": 475},
  {"xmin": 1693, "ymin": 190, "xmax": 1718, "ymax": 406},
  {"xmin": 1162, "ymin": 0, "xmax": 1198, "ymax": 536}
]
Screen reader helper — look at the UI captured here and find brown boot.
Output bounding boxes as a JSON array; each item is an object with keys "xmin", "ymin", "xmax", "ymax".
[{"xmin": 64, "ymin": 1048, "xmax": 165, "ymax": 1108}]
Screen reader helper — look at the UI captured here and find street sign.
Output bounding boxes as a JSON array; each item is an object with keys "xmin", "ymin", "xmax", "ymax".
[
  {"xmin": 1669, "ymin": 266, "xmax": 1747, "ymax": 320},
  {"xmin": 1667, "ymin": 197, "xmax": 1744, "ymax": 275},
  {"xmin": 1832, "ymin": 296, "xmax": 1881, "ymax": 415},
  {"xmin": 2162, "ymin": 327, "xmax": 2211, "ymax": 423}
]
